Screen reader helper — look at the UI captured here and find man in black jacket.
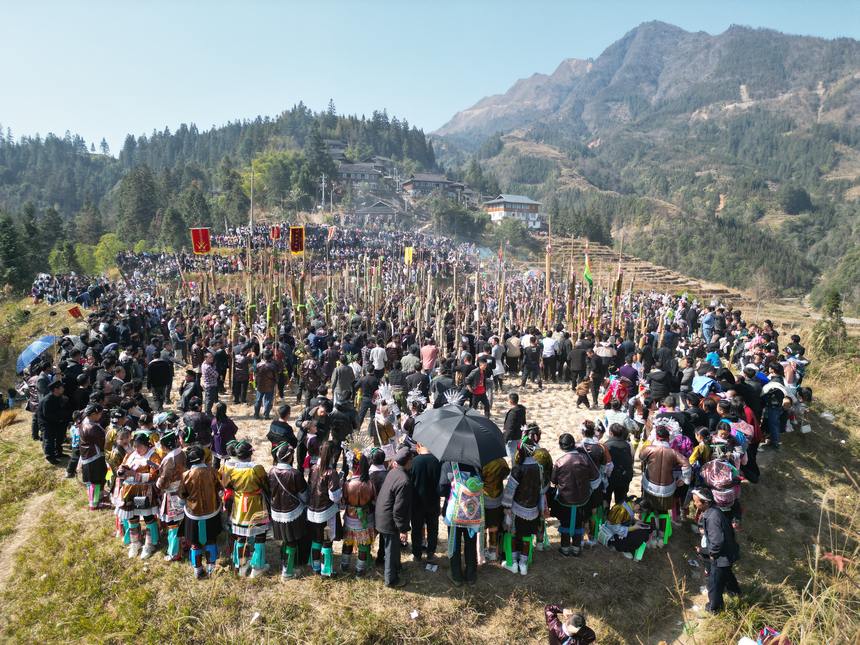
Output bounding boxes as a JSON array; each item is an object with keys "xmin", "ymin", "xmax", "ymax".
[
  {"xmin": 520, "ymin": 336, "xmax": 543, "ymax": 390},
  {"xmin": 38, "ymin": 378, "xmax": 71, "ymax": 464},
  {"xmin": 502, "ymin": 392, "xmax": 527, "ymax": 461},
  {"xmin": 409, "ymin": 444, "xmax": 441, "ymax": 563},
  {"xmin": 568, "ymin": 342, "xmax": 588, "ymax": 388},
  {"xmin": 694, "ymin": 488, "xmax": 741, "ymax": 613},
  {"xmin": 556, "ymin": 332, "xmax": 572, "ymax": 382},
  {"xmin": 146, "ymin": 355, "xmax": 173, "ymax": 412},
  {"xmin": 374, "ymin": 447, "xmax": 413, "ymax": 588},
  {"xmin": 331, "ymin": 355, "xmax": 356, "ymax": 407},
  {"xmin": 586, "ymin": 349, "xmax": 605, "ymax": 409},
  {"xmin": 604, "ymin": 424, "xmax": 633, "ymax": 505}
]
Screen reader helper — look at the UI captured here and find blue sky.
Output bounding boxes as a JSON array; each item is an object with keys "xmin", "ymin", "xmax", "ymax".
[{"xmin": 2, "ymin": 0, "xmax": 858, "ymax": 151}]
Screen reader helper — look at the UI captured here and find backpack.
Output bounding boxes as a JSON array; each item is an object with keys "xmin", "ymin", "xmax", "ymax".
[{"xmin": 445, "ymin": 463, "xmax": 484, "ymax": 528}]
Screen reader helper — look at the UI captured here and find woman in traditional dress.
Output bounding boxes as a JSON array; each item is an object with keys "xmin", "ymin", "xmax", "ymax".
[
  {"xmin": 341, "ymin": 450, "xmax": 376, "ymax": 576},
  {"xmin": 180, "ymin": 445, "xmax": 223, "ymax": 579},
  {"xmin": 156, "ymin": 429, "xmax": 186, "ymax": 562},
  {"xmin": 221, "ymin": 440, "xmax": 270, "ymax": 577},
  {"xmin": 115, "ymin": 431, "xmax": 162, "ymax": 559},
  {"xmin": 481, "ymin": 456, "xmax": 510, "ymax": 562},
  {"xmin": 306, "ymin": 440, "xmax": 343, "ymax": 577},
  {"xmin": 79, "ymin": 404, "xmax": 108, "ymax": 511},
  {"xmin": 268, "ymin": 442, "xmax": 308, "ymax": 579},
  {"xmin": 502, "ymin": 436, "xmax": 544, "ymax": 575}
]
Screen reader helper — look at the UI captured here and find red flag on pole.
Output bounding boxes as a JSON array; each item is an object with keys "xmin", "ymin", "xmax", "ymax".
[
  {"xmin": 190, "ymin": 228, "xmax": 212, "ymax": 254},
  {"xmin": 289, "ymin": 226, "xmax": 305, "ymax": 255}
]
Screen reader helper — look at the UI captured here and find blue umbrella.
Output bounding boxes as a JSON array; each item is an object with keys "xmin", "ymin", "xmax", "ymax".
[{"xmin": 16, "ymin": 335, "xmax": 58, "ymax": 374}]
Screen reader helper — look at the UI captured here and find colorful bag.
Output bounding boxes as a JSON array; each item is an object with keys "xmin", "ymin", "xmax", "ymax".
[{"xmin": 445, "ymin": 463, "xmax": 484, "ymax": 528}]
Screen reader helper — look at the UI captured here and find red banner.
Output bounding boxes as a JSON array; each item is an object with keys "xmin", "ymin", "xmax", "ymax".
[
  {"xmin": 190, "ymin": 227, "xmax": 211, "ymax": 254},
  {"xmin": 270, "ymin": 225, "xmax": 281, "ymax": 240},
  {"xmin": 68, "ymin": 305, "xmax": 83, "ymax": 319},
  {"xmin": 289, "ymin": 226, "xmax": 305, "ymax": 255}
]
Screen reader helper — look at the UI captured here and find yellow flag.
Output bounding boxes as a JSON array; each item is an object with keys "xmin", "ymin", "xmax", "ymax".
[{"xmin": 404, "ymin": 246, "xmax": 413, "ymax": 265}]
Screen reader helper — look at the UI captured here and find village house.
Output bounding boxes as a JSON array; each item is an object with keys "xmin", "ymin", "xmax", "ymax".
[
  {"xmin": 401, "ymin": 173, "xmax": 452, "ymax": 197},
  {"xmin": 346, "ymin": 199, "xmax": 401, "ymax": 227},
  {"xmin": 324, "ymin": 139, "xmax": 348, "ymax": 162},
  {"xmin": 483, "ymin": 193, "xmax": 545, "ymax": 230},
  {"xmin": 339, "ymin": 162, "xmax": 383, "ymax": 188}
]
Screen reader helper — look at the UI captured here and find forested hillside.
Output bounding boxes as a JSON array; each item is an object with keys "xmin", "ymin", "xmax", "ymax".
[
  {"xmin": 0, "ymin": 103, "xmax": 437, "ymax": 288},
  {"xmin": 436, "ymin": 22, "xmax": 860, "ymax": 308}
]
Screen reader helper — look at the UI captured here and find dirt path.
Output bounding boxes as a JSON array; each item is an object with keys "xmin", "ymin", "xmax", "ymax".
[{"xmin": 0, "ymin": 492, "xmax": 53, "ymax": 592}]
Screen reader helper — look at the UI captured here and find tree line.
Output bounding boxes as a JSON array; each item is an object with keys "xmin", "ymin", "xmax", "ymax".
[{"xmin": 0, "ymin": 102, "xmax": 440, "ymax": 290}]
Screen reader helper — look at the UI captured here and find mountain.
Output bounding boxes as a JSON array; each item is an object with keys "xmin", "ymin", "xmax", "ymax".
[
  {"xmin": 436, "ymin": 21, "xmax": 860, "ymax": 309},
  {"xmin": 438, "ymin": 21, "xmax": 860, "ymax": 141},
  {"xmin": 435, "ymin": 58, "xmax": 592, "ymax": 139}
]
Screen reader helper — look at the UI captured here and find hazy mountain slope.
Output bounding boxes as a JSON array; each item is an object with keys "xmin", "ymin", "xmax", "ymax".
[{"xmin": 437, "ymin": 21, "xmax": 860, "ymax": 141}]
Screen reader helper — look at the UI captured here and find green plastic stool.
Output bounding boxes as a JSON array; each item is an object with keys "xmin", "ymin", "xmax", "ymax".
[
  {"xmin": 591, "ymin": 506, "xmax": 606, "ymax": 535},
  {"xmin": 503, "ymin": 532, "xmax": 514, "ymax": 567},
  {"xmin": 522, "ymin": 535, "xmax": 535, "ymax": 564},
  {"xmin": 644, "ymin": 512, "xmax": 673, "ymax": 545}
]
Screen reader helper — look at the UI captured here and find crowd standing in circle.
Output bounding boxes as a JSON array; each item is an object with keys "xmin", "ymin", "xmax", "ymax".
[{"xmin": 17, "ymin": 224, "xmax": 814, "ymax": 641}]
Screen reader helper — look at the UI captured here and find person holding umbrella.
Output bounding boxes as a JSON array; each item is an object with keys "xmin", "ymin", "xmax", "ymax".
[{"xmin": 439, "ymin": 458, "xmax": 483, "ymax": 586}]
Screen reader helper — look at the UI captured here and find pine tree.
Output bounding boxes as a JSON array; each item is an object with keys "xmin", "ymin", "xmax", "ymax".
[
  {"xmin": 0, "ymin": 214, "xmax": 24, "ymax": 287},
  {"xmin": 48, "ymin": 240, "xmax": 82, "ymax": 274},
  {"xmin": 178, "ymin": 181, "xmax": 211, "ymax": 227},
  {"xmin": 100, "ymin": 138, "xmax": 110, "ymax": 156},
  {"xmin": 73, "ymin": 201, "xmax": 104, "ymax": 243},
  {"xmin": 159, "ymin": 206, "xmax": 187, "ymax": 250},
  {"xmin": 117, "ymin": 164, "xmax": 159, "ymax": 242},
  {"xmin": 324, "ymin": 99, "xmax": 337, "ymax": 131}
]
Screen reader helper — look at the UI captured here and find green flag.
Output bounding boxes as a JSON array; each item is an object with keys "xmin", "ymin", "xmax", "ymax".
[{"xmin": 583, "ymin": 246, "xmax": 593, "ymax": 287}]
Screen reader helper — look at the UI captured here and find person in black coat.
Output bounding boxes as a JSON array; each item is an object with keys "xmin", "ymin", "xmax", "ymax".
[
  {"xmin": 374, "ymin": 448, "xmax": 413, "ymax": 588},
  {"xmin": 604, "ymin": 424, "xmax": 634, "ymax": 505},
  {"xmin": 502, "ymin": 392, "xmax": 527, "ymax": 461},
  {"xmin": 409, "ymin": 445, "xmax": 441, "ymax": 562},
  {"xmin": 693, "ymin": 488, "xmax": 741, "ymax": 613},
  {"xmin": 645, "ymin": 362, "xmax": 673, "ymax": 401},
  {"xmin": 567, "ymin": 343, "xmax": 588, "ymax": 387},
  {"xmin": 586, "ymin": 350, "xmax": 605, "ymax": 409},
  {"xmin": 146, "ymin": 356, "xmax": 173, "ymax": 412},
  {"xmin": 38, "ymin": 378, "xmax": 71, "ymax": 464},
  {"xmin": 329, "ymin": 400, "xmax": 359, "ymax": 445}
]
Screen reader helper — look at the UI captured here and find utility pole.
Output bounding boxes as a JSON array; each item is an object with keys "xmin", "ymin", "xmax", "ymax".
[{"xmin": 321, "ymin": 173, "xmax": 326, "ymax": 212}]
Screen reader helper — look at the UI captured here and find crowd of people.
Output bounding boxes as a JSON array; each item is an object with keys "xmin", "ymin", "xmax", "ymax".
[{"xmin": 17, "ymin": 224, "xmax": 815, "ymax": 640}]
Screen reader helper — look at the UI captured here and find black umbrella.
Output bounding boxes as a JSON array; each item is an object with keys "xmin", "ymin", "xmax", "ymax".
[{"xmin": 413, "ymin": 404, "xmax": 506, "ymax": 468}]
